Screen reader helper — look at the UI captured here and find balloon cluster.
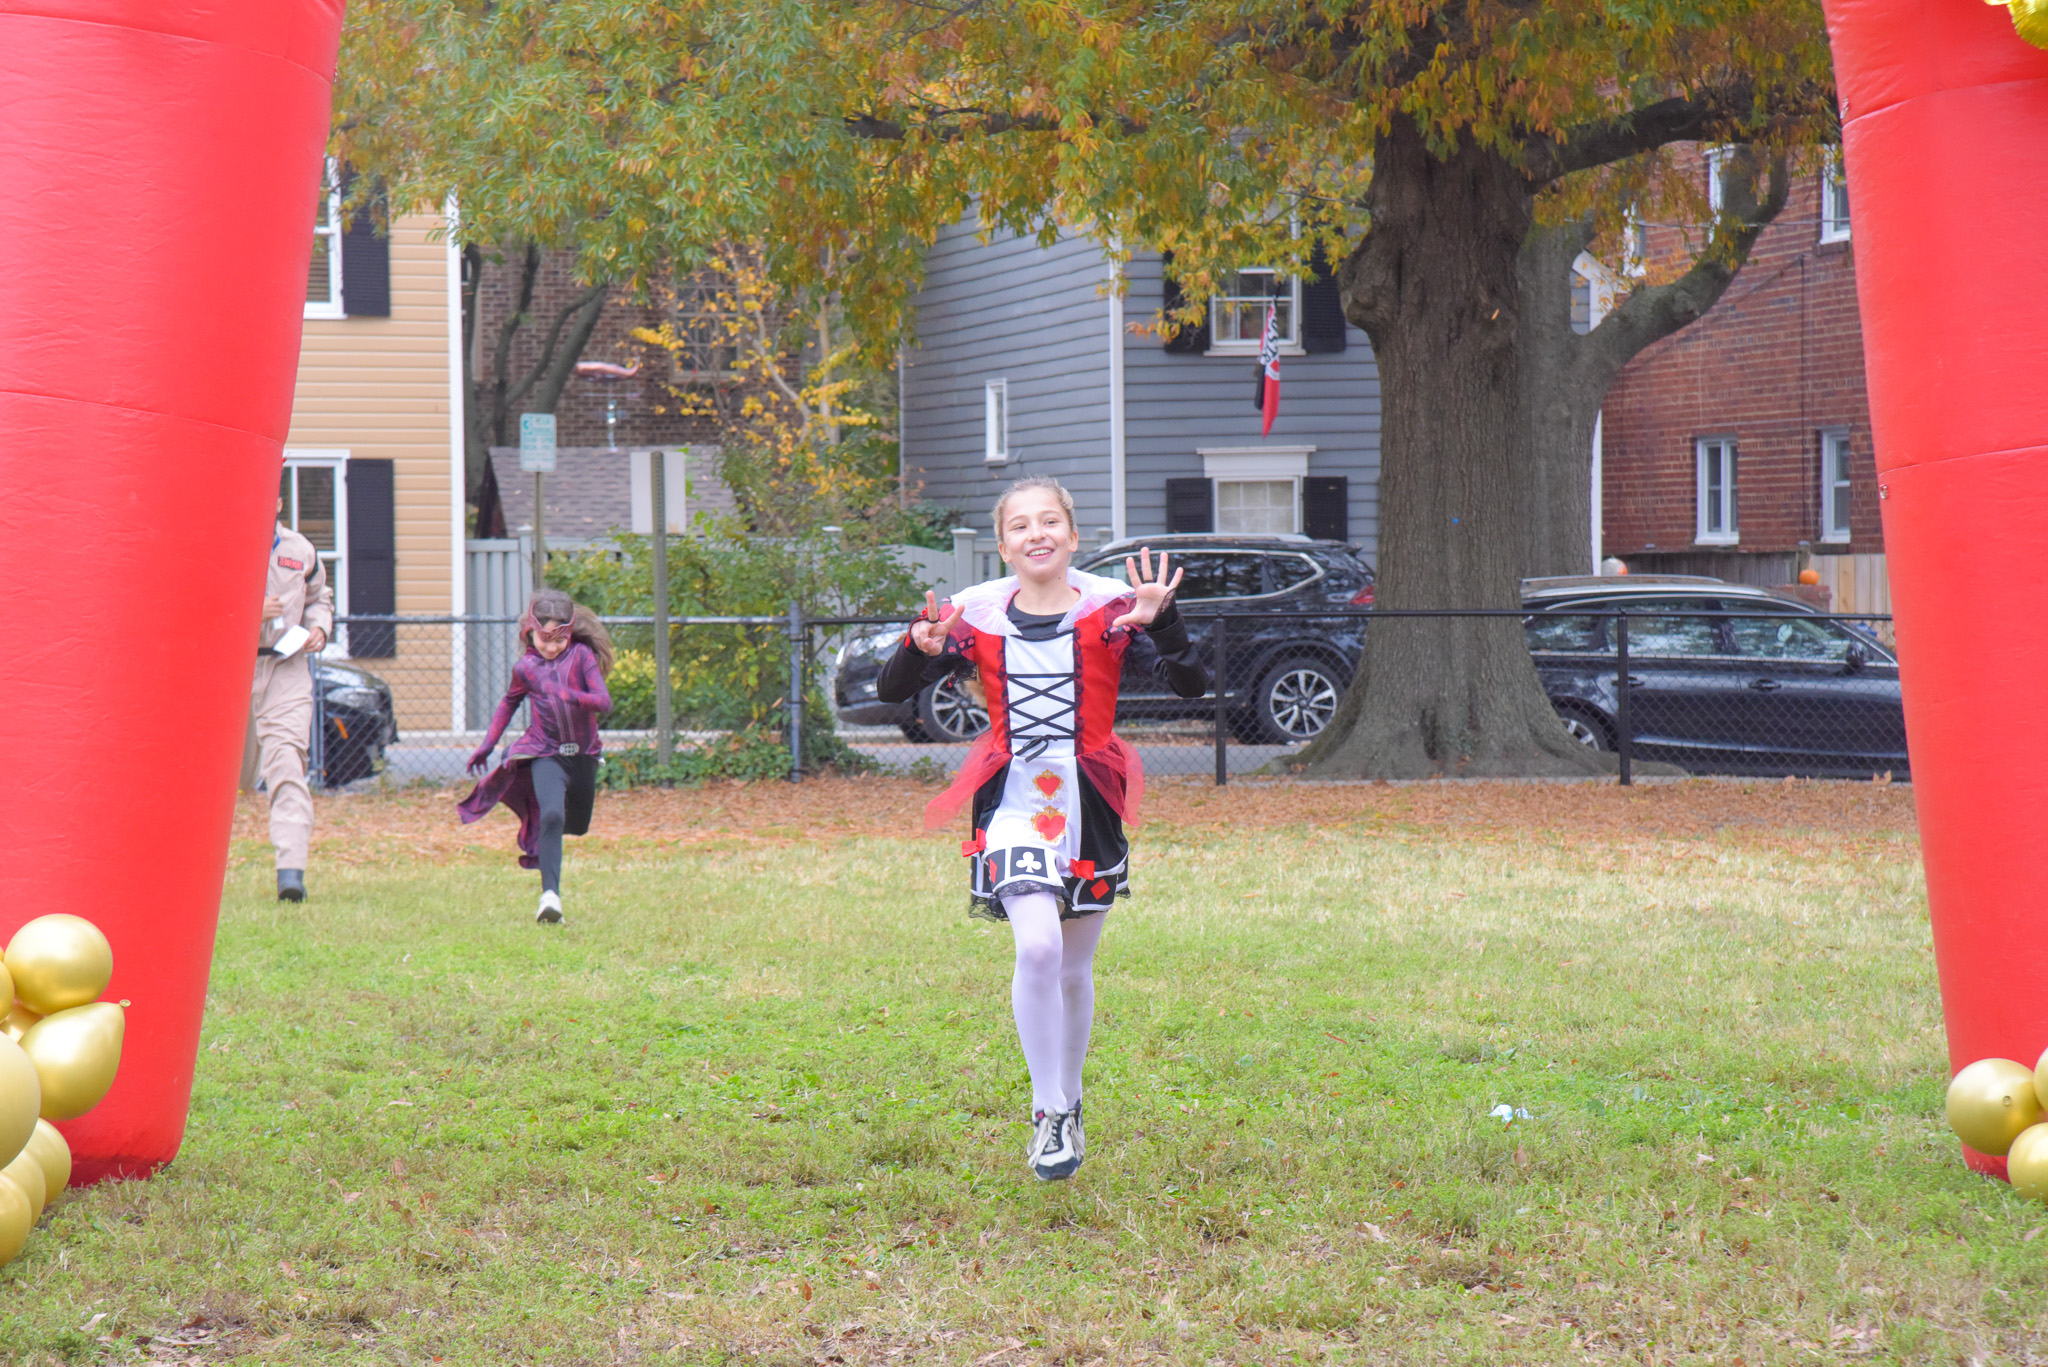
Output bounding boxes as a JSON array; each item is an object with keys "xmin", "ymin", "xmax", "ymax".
[{"xmin": 0, "ymin": 915, "xmax": 126, "ymax": 1265}]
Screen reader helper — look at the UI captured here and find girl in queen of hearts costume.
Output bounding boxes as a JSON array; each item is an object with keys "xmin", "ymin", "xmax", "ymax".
[{"xmin": 877, "ymin": 477, "xmax": 1209, "ymax": 1180}]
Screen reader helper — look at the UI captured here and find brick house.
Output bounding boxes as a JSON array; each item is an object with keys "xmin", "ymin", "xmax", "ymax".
[
  {"xmin": 470, "ymin": 249, "xmax": 735, "ymax": 543},
  {"xmin": 1599, "ymin": 151, "xmax": 1890, "ymax": 613}
]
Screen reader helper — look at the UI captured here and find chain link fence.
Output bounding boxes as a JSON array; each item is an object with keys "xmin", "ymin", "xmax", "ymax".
[{"xmin": 309, "ymin": 606, "xmax": 1906, "ymax": 790}]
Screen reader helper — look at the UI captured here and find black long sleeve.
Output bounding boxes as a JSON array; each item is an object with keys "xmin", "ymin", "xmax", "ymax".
[
  {"xmin": 1130, "ymin": 603, "xmax": 1210, "ymax": 698},
  {"xmin": 875, "ymin": 633, "xmax": 968, "ymax": 704}
]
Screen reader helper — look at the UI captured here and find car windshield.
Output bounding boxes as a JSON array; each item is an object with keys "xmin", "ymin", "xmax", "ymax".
[
  {"xmin": 1090, "ymin": 550, "xmax": 1266, "ymax": 600},
  {"xmin": 1546, "ymin": 596, "xmax": 1725, "ymax": 657},
  {"xmin": 1524, "ymin": 613, "xmax": 1608, "ymax": 652}
]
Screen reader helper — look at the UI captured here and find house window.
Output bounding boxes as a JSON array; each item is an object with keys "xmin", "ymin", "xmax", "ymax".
[
  {"xmin": 664, "ymin": 270, "xmax": 743, "ymax": 384},
  {"xmin": 1696, "ymin": 437, "xmax": 1739, "ymax": 545},
  {"xmin": 279, "ymin": 451, "xmax": 349, "ymax": 645},
  {"xmin": 1217, "ymin": 479, "xmax": 1298, "ymax": 535},
  {"xmin": 984, "ymin": 380, "xmax": 1009, "ymax": 465},
  {"xmin": 1705, "ymin": 147, "xmax": 1735, "ymax": 215},
  {"xmin": 1208, "ymin": 269, "xmax": 1302, "ymax": 352},
  {"xmin": 1820, "ymin": 429, "xmax": 1853, "ymax": 542},
  {"xmin": 1622, "ymin": 209, "xmax": 1648, "ymax": 278},
  {"xmin": 1198, "ymin": 445, "xmax": 1313, "ymax": 534},
  {"xmin": 1820, "ymin": 154, "xmax": 1852, "ymax": 243},
  {"xmin": 305, "ymin": 160, "xmax": 344, "ymax": 320}
]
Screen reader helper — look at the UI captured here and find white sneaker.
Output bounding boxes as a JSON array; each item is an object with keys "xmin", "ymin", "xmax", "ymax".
[
  {"xmin": 1029, "ymin": 1109, "xmax": 1080, "ymax": 1182},
  {"xmin": 537, "ymin": 891, "xmax": 564, "ymax": 924}
]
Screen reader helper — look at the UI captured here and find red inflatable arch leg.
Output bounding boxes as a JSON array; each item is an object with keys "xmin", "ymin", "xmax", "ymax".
[
  {"xmin": 1821, "ymin": 0, "xmax": 2048, "ymax": 1175},
  {"xmin": 0, "ymin": 0, "xmax": 345, "ymax": 1182}
]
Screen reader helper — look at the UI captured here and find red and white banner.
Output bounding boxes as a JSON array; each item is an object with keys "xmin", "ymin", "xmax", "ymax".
[{"xmin": 1254, "ymin": 303, "xmax": 1281, "ymax": 435}]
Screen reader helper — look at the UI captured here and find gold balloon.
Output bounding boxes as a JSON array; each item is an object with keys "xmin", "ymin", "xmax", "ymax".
[
  {"xmin": 0, "ymin": 1037, "xmax": 38, "ymax": 1169},
  {"xmin": 0, "ymin": 1175, "xmax": 28, "ymax": 1265},
  {"xmin": 3, "ymin": 1001, "xmax": 38, "ymax": 1044},
  {"xmin": 19, "ymin": 1003, "xmax": 122, "ymax": 1121},
  {"xmin": 4, "ymin": 915, "xmax": 112, "ymax": 1017},
  {"xmin": 2011, "ymin": 1123, "xmax": 2048, "ymax": 1202},
  {"xmin": 1947, "ymin": 1058, "xmax": 2043, "ymax": 1156},
  {"xmin": 1995, "ymin": 0, "xmax": 2048, "ymax": 51},
  {"xmin": 24, "ymin": 1121, "xmax": 69, "ymax": 1199},
  {"xmin": 2, "ymin": 1149, "xmax": 46, "ymax": 1218}
]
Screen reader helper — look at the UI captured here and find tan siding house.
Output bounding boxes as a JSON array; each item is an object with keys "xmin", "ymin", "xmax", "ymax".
[{"xmin": 284, "ymin": 208, "xmax": 463, "ymax": 735}]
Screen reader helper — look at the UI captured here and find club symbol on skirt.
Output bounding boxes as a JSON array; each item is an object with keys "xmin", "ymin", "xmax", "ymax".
[
  {"xmin": 1031, "ymin": 806, "xmax": 1067, "ymax": 842},
  {"xmin": 1033, "ymin": 769, "xmax": 1063, "ymax": 800},
  {"xmin": 1013, "ymin": 848, "xmax": 1046, "ymax": 877}
]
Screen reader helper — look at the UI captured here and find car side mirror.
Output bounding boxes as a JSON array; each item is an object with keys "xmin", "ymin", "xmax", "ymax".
[{"xmin": 1843, "ymin": 645, "xmax": 1868, "ymax": 675}]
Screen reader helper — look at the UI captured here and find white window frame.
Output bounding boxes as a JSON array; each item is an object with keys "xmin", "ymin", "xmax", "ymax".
[
  {"xmin": 281, "ymin": 449, "xmax": 351, "ymax": 652},
  {"xmin": 1621, "ymin": 208, "xmax": 1649, "ymax": 279},
  {"xmin": 984, "ymin": 380, "xmax": 1010, "ymax": 466},
  {"xmin": 1819, "ymin": 428, "xmax": 1853, "ymax": 543},
  {"xmin": 1695, "ymin": 436, "xmax": 1739, "ymax": 545},
  {"xmin": 1705, "ymin": 146, "xmax": 1733, "ymax": 215},
  {"xmin": 1819, "ymin": 152, "xmax": 1852, "ymax": 244},
  {"xmin": 305, "ymin": 158, "xmax": 345, "ymax": 320},
  {"xmin": 1200, "ymin": 446, "xmax": 1314, "ymax": 535},
  {"xmin": 1206, "ymin": 269, "xmax": 1304, "ymax": 356}
]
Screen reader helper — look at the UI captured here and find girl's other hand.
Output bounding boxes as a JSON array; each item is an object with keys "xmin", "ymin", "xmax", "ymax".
[
  {"xmin": 1112, "ymin": 548, "xmax": 1183, "ymax": 629},
  {"xmin": 910, "ymin": 590, "xmax": 964, "ymax": 655},
  {"xmin": 466, "ymin": 745, "xmax": 493, "ymax": 775}
]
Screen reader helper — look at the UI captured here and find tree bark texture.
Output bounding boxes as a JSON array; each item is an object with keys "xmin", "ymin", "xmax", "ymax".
[{"xmin": 1296, "ymin": 118, "xmax": 1601, "ymax": 779}]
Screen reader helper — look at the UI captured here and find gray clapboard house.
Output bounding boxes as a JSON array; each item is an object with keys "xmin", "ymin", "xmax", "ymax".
[{"xmin": 900, "ymin": 217, "xmax": 1382, "ymax": 564}]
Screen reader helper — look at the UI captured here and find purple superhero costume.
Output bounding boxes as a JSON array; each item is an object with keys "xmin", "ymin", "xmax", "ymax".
[{"xmin": 457, "ymin": 641, "xmax": 613, "ymax": 866}]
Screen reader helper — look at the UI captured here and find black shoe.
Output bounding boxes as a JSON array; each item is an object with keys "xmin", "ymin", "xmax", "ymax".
[{"xmin": 277, "ymin": 869, "xmax": 306, "ymax": 903}]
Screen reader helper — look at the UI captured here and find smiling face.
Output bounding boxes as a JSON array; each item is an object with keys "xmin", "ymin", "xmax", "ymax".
[
  {"xmin": 532, "ymin": 619, "xmax": 572, "ymax": 660},
  {"xmin": 996, "ymin": 486, "xmax": 1079, "ymax": 585}
]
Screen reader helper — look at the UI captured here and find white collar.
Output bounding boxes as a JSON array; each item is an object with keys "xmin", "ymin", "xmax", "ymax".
[{"xmin": 949, "ymin": 567, "xmax": 1131, "ymax": 637}]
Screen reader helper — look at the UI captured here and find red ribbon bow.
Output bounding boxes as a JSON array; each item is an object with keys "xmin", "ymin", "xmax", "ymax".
[
  {"xmin": 1070, "ymin": 859, "xmax": 1095, "ymax": 881},
  {"xmin": 961, "ymin": 829, "xmax": 986, "ymax": 857}
]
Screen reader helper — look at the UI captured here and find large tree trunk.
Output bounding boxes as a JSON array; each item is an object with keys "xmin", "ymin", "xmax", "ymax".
[{"xmin": 1295, "ymin": 118, "xmax": 1601, "ymax": 779}]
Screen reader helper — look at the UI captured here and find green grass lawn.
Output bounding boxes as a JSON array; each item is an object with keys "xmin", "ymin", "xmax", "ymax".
[{"xmin": 0, "ymin": 785, "xmax": 2029, "ymax": 1366}]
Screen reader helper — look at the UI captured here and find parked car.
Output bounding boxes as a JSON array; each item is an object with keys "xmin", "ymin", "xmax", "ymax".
[
  {"xmin": 1522, "ymin": 576, "xmax": 1907, "ymax": 777},
  {"xmin": 313, "ymin": 656, "xmax": 398, "ymax": 785},
  {"xmin": 832, "ymin": 534, "xmax": 1375, "ymax": 744}
]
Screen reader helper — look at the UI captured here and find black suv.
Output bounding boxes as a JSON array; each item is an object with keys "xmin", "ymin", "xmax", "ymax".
[
  {"xmin": 831, "ymin": 535, "xmax": 1375, "ymax": 744},
  {"xmin": 1523, "ymin": 576, "xmax": 1907, "ymax": 777}
]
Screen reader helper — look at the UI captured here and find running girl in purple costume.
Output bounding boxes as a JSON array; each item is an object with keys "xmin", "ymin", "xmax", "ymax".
[{"xmin": 459, "ymin": 589, "xmax": 615, "ymax": 924}]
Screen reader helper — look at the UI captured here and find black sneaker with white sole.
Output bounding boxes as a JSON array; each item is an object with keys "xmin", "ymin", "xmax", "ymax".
[{"xmin": 1029, "ymin": 1108, "xmax": 1081, "ymax": 1181}]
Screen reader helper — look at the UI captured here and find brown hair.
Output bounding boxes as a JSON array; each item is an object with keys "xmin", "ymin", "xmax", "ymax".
[
  {"xmin": 521, "ymin": 588, "xmax": 615, "ymax": 676},
  {"xmin": 990, "ymin": 476, "xmax": 1077, "ymax": 536}
]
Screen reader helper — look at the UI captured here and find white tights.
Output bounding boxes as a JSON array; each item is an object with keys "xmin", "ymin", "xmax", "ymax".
[{"xmin": 1005, "ymin": 890, "xmax": 1107, "ymax": 1116}]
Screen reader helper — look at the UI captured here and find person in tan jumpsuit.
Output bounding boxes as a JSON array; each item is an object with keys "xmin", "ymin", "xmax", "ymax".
[{"xmin": 254, "ymin": 502, "xmax": 334, "ymax": 901}]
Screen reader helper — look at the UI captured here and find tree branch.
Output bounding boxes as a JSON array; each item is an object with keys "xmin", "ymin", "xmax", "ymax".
[
  {"xmin": 508, "ymin": 281, "xmax": 611, "ymax": 415},
  {"xmin": 1525, "ymin": 90, "xmax": 1753, "ymax": 185},
  {"xmin": 842, "ymin": 106, "xmax": 1141, "ymax": 142},
  {"xmin": 1575, "ymin": 147, "xmax": 1791, "ymax": 385}
]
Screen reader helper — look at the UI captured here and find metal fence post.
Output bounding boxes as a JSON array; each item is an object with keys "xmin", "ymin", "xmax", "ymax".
[
  {"xmin": 787, "ymin": 600, "xmax": 804, "ymax": 782},
  {"xmin": 1213, "ymin": 616, "xmax": 1229, "ymax": 786},
  {"xmin": 650, "ymin": 456, "xmax": 673, "ymax": 767},
  {"xmin": 1615, "ymin": 611, "xmax": 1632, "ymax": 787}
]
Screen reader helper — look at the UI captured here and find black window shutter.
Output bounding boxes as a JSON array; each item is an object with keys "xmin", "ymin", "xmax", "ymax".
[
  {"xmin": 1301, "ymin": 244, "xmax": 1347, "ymax": 354},
  {"xmin": 339, "ymin": 169, "xmax": 391, "ymax": 318},
  {"xmin": 1159, "ymin": 252, "xmax": 1211, "ymax": 355},
  {"xmin": 1303, "ymin": 476, "xmax": 1349, "ymax": 541},
  {"xmin": 1165, "ymin": 477, "xmax": 1215, "ymax": 533},
  {"xmin": 347, "ymin": 459, "xmax": 397, "ymax": 656}
]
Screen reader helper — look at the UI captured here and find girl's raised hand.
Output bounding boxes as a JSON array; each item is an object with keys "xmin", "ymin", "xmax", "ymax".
[
  {"xmin": 910, "ymin": 589, "xmax": 964, "ymax": 655},
  {"xmin": 1112, "ymin": 548, "xmax": 1184, "ymax": 629}
]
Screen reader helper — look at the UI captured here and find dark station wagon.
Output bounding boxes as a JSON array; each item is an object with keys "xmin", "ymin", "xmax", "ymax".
[{"xmin": 1522, "ymin": 575, "xmax": 1908, "ymax": 777}]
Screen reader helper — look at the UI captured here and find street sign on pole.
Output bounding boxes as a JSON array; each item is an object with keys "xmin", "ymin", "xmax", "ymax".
[{"xmin": 518, "ymin": 413, "xmax": 557, "ymax": 472}]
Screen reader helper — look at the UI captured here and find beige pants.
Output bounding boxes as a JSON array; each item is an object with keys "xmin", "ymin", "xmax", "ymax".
[{"xmin": 251, "ymin": 654, "xmax": 315, "ymax": 870}]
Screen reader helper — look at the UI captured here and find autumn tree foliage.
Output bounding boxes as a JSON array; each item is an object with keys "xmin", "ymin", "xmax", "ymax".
[{"xmin": 337, "ymin": 0, "xmax": 1835, "ymax": 776}]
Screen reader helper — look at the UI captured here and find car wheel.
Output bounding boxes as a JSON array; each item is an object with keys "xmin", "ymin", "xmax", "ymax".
[
  {"xmin": 1252, "ymin": 658, "xmax": 1344, "ymax": 744},
  {"xmin": 917, "ymin": 674, "xmax": 990, "ymax": 743},
  {"xmin": 1555, "ymin": 704, "xmax": 1614, "ymax": 751}
]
